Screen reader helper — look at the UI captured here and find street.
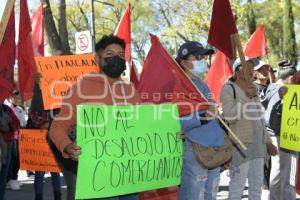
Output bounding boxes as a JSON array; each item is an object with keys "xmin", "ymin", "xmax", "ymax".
[{"xmin": 6, "ymin": 170, "xmax": 300, "ymax": 200}]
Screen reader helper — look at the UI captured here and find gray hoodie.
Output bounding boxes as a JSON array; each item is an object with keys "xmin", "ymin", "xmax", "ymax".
[{"xmin": 261, "ymin": 83, "xmax": 282, "ymax": 136}]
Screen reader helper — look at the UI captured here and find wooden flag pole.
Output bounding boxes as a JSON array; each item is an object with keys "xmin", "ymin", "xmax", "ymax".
[
  {"xmin": 260, "ymin": 22, "xmax": 273, "ymax": 83},
  {"xmin": 266, "ymin": 54, "xmax": 273, "ymax": 84},
  {"xmin": 231, "ymin": 33, "xmax": 253, "ymax": 85},
  {"xmin": 0, "ymin": 0, "xmax": 15, "ymax": 46},
  {"xmin": 160, "ymin": 38, "xmax": 247, "ymax": 151}
]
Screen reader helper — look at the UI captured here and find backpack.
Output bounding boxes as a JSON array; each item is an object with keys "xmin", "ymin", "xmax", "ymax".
[
  {"xmin": 0, "ymin": 104, "xmax": 13, "ymax": 133},
  {"xmin": 191, "ymin": 83, "xmax": 236, "ymax": 169},
  {"xmin": 269, "ymin": 100, "xmax": 282, "ymax": 135}
]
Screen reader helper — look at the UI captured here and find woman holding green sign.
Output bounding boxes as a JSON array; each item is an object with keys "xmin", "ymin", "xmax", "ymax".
[{"xmin": 49, "ymin": 35, "xmax": 140, "ymax": 200}]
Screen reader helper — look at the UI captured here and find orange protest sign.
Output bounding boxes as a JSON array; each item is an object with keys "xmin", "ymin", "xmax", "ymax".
[
  {"xmin": 19, "ymin": 129, "xmax": 61, "ymax": 173},
  {"xmin": 35, "ymin": 54, "xmax": 99, "ymax": 110}
]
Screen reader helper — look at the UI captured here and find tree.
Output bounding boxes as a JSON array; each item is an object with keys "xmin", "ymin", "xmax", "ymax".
[
  {"xmin": 45, "ymin": 0, "xmax": 154, "ymax": 65},
  {"xmin": 246, "ymin": 0, "xmax": 256, "ymax": 35},
  {"xmin": 42, "ymin": 0, "xmax": 300, "ymax": 67},
  {"xmin": 150, "ymin": 0, "xmax": 214, "ymax": 56},
  {"xmin": 283, "ymin": 0, "xmax": 297, "ymax": 66},
  {"xmin": 251, "ymin": 0, "xmax": 284, "ymax": 65},
  {"xmin": 43, "ymin": 0, "xmax": 71, "ymax": 55}
]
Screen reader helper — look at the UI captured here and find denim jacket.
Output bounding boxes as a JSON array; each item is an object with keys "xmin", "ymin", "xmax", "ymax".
[{"xmin": 180, "ymin": 79, "xmax": 224, "ymax": 147}]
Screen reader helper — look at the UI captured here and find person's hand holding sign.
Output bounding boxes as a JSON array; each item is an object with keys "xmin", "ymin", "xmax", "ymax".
[
  {"xmin": 279, "ymin": 86, "xmax": 288, "ymax": 99},
  {"xmin": 64, "ymin": 143, "xmax": 82, "ymax": 160}
]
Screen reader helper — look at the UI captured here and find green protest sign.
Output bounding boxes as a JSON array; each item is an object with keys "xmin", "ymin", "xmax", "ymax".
[
  {"xmin": 280, "ymin": 85, "xmax": 300, "ymax": 151},
  {"xmin": 75, "ymin": 104, "xmax": 182, "ymax": 199}
]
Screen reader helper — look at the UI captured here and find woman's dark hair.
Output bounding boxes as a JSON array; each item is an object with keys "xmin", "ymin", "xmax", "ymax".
[
  {"xmin": 292, "ymin": 71, "xmax": 300, "ymax": 84},
  {"xmin": 95, "ymin": 34, "xmax": 125, "ymax": 53},
  {"xmin": 277, "ymin": 66, "xmax": 297, "ymax": 80},
  {"xmin": 277, "ymin": 59, "xmax": 297, "ymax": 80},
  {"xmin": 175, "ymin": 58, "xmax": 185, "ymax": 71}
]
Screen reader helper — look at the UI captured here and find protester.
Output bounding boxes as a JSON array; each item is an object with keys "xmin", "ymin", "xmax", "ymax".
[
  {"xmin": 220, "ymin": 58, "xmax": 277, "ymax": 200},
  {"xmin": 49, "ymin": 35, "xmax": 140, "ymax": 200},
  {"xmin": 262, "ymin": 60, "xmax": 298, "ymax": 200},
  {"xmin": 253, "ymin": 60, "xmax": 272, "ymax": 98},
  {"xmin": 252, "ymin": 60, "xmax": 273, "ymax": 189},
  {"xmin": 27, "ymin": 81, "xmax": 62, "ymax": 200},
  {"xmin": 269, "ymin": 67, "xmax": 277, "ymax": 84},
  {"xmin": 0, "ymin": 100, "xmax": 20, "ymax": 200},
  {"xmin": 5, "ymin": 90, "xmax": 26, "ymax": 190},
  {"xmin": 175, "ymin": 41, "xmax": 224, "ymax": 200}
]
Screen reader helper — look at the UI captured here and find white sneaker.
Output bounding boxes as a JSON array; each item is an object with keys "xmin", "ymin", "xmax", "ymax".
[{"xmin": 7, "ymin": 180, "xmax": 21, "ymax": 190}]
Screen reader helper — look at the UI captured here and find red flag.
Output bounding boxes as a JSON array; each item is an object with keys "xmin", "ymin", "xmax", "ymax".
[
  {"xmin": 138, "ymin": 35, "xmax": 208, "ymax": 116},
  {"xmin": 208, "ymin": 0, "xmax": 238, "ymax": 59},
  {"xmin": 31, "ymin": 3, "xmax": 44, "ymax": 56},
  {"xmin": 114, "ymin": 3, "xmax": 131, "ymax": 63},
  {"xmin": 296, "ymin": 159, "xmax": 300, "ymax": 194},
  {"xmin": 204, "ymin": 51, "xmax": 233, "ymax": 105},
  {"xmin": 0, "ymin": 8, "xmax": 15, "ymax": 102},
  {"xmin": 244, "ymin": 24, "xmax": 267, "ymax": 58},
  {"xmin": 130, "ymin": 62, "xmax": 139, "ymax": 89},
  {"xmin": 18, "ymin": 0, "xmax": 37, "ymax": 101}
]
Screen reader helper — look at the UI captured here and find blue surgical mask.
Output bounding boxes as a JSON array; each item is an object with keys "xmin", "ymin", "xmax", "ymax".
[{"xmin": 191, "ymin": 59, "xmax": 208, "ymax": 77}]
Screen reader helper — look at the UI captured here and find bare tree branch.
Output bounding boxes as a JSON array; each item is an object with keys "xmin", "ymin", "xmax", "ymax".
[
  {"xmin": 94, "ymin": 1, "xmax": 114, "ymax": 7},
  {"xmin": 43, "ymin": 0, "xmax": 63, "ymax": 55},
  {"xmin": 158, "ymin": 3, "xmax": 188, "ymax": 42},
  {"xmin": 76, "ymin": 0, "xmax": 90, "ymax": 30},
  {"xmin": 58, "ymin": 0, "xmax": 71, "ymax": 54},
  {"xmin": 67, "ymin": 17, "xmax": 81, "ymax": 32}
]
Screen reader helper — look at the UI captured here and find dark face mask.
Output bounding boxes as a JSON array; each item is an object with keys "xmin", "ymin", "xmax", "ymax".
[{"xmin": 101, "ymin": 55, "xmax": 126, "ymax": 78}]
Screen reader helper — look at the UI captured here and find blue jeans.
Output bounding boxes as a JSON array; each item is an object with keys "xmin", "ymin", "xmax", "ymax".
[
  {"xmin": 7, "ymin": 139, "xmax": 19, "ymax": 180},
  {"xmin": 34, "ymin": 171, "xmax": 61, "ymax": 195},
  {"xmin": 0, "ymin": 141, "xmax": 12, "ymax": 200},
  {"xmin": 229, "ymin": 158, "xmax": 264, "ymax": 200},
  {"xmin": 269, "ymin": 136, "xmax": 298, "ymax": 200},
  {"xmin": 178, "ymin": 140, "xmax": 220, "ymax": 200}
]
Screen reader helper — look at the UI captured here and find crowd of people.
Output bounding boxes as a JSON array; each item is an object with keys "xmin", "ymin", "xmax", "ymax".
[{"xmin": 0, "ymin": 34, "xmax": 300, "ymax": 200}]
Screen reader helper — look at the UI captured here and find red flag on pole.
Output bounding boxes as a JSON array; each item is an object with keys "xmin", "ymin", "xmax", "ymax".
[
  {"xmin": 130, "ymin": 62, "xmax": 139, "ymax": 88},
  {"xmin": 296, "ymin": 159, "xmax": 300, "ymax": 195},
  {"xmin": 114, "ymin": 3, "xmax": 131, "ymax": 63},
  {"xmin": 18, "ymin": 0, "xmax": 38, "ymax": 101},
  {"xmin": 208, "ymin": 0, "xmax": 238, "ymax": 59},
  {"xmin": 244, "ymin": 24, "xmax": 267, "ymax": 58},
  {"xmin": 0, "ymin": 8, "xmax": 15, "ymax": 102},
  {"xmin": 204, "ymin": 51, "xmax": 233, "ymax": 105},
  {"xmin": 31, "ymin": 3, "xmax": 44, "ymax": 56},
  {"xmin": 114, "ymin": 3, "xmax": 138, "ymax": 86},
  {"xmin": 138, "ymin": 35, "xmax": 208, "ymax": 116}
]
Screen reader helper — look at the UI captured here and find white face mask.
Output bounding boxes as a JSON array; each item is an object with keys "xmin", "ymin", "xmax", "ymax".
[{"xmin": 191, "ymin": 59, "xmax": 208, "ymax": 77}]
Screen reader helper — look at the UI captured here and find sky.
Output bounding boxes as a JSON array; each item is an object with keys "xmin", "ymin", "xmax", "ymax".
[{"xmin": 0, "ymin": 0, "xmax": 41, "ymax": 38}]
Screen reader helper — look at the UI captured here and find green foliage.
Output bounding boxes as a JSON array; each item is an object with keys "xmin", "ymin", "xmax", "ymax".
[
  {"xmin": 47, "ymin": 0, "xmax": 300, "ymax": 67},
  {"xmin": 246, "ymin": 0, "xmax": 257, "ymax": 35},
  {"xmin": 48, "ymin": 0, "xmax": 154, "ymax": 64},
  {"xmin": 251, "ymin": 0, "xmax": 284, "ymax": 66},
  {"xmin": 284, "ymin": 0, "xmax": 298, "ymax": 66}
]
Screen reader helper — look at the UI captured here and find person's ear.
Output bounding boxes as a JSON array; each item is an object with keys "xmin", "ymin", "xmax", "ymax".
[
  {"xmin": 180, "ymin": 59, "xmax": 190, "ymax": 70},
  {"xmin": 287, "ymin": 75, "xmax": 293, "ymax": 84},
  {"xmin": 236, "ymin": 68, "xmax": 243, "ymax": 78},
  {"xmin": 95, "ymin": 54, "xmax": 99, "ymax": 64},
  {"xmin": 253, "ymin": 71, "xmax": 258, "ymax": 78}
]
